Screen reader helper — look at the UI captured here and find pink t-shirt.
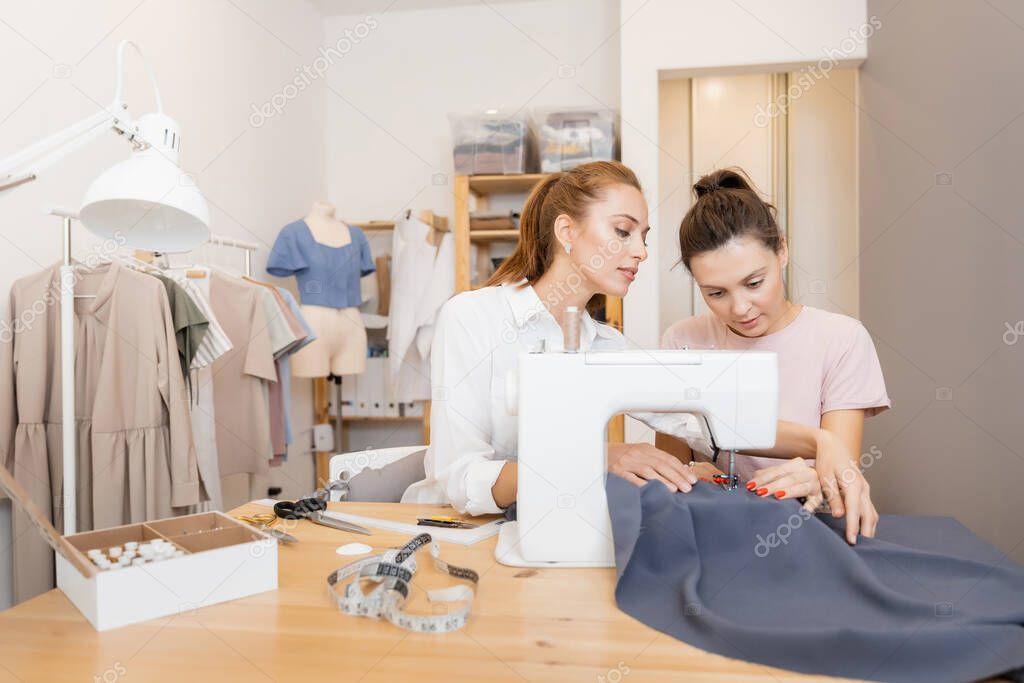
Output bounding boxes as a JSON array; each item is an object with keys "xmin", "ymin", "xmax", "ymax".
[{"xmin": 661, "ymin": 306, "xmax": 891, "ymax": 482}]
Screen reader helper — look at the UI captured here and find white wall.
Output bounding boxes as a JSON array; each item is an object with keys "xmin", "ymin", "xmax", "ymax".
[
  {"xmin": 321, "ymin": 0, "xmax": 621, "ymax": 450},
  {"xmin": 788, "ymin": 68, "xmax": 859, "ymax": 315},
  {"xmin": 322, "ymin": 0, "xmax": 620, "ymax": 221},
  {"xmin": 0, "ymin": 0, "xmax": 326, "ymax": 608}
]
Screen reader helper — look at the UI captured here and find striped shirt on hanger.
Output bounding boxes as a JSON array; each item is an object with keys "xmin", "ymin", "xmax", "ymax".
[{"xmin": 166, "ymin": 271, "xmax": 233, "ymax": 369}]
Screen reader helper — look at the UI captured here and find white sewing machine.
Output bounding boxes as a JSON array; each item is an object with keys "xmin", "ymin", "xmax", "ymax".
[{"xmin": 495, "ymin": 348, "xmax": 778, "ymax": 567}]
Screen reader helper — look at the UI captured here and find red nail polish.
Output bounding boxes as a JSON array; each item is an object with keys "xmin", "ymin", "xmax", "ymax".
[
  {"xmin": 756, "ymin": 487, "xmax": 768, "ymax": 496},
  {"xmin": 745, "ymin": 481, "xmax": 757, "ymax": 491},
  {"xmin": 774, "ymin": 490, "xmax": 785, "ymax": 499}
]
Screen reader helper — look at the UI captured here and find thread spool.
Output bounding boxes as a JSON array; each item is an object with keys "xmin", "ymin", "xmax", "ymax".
[{"xmin": 563, "ymin": 306, "xmax": 581, "ymax": 353}]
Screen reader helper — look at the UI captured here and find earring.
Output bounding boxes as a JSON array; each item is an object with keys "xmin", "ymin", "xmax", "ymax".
[{"xmin": 564, "ymin": 243, "xmax": 572, "ymax": 255}]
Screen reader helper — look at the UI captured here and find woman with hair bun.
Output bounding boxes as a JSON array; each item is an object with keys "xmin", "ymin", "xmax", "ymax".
[{"xmin": 662, "ymin": 168, "xmax": 890, "ymax": 543}]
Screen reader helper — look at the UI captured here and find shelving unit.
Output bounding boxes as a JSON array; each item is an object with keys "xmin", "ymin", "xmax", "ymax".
[
  {"xmin": 311, "ymin": 210, "xmax": 447, "ymax": 487},
  {"xmin": 452, "ymin": 174, "xmax": 625, "ymax": 442},
  {"xmin": 467, "ymin": 173, "xmax": 550, "ymax": 196},
  {"xmin": 468, "ymin": 229, "xmax": 520, "ymax": 243},
  {"xmin": 352, "ymin": 220, "xmax": 396, "ymax": 232}
]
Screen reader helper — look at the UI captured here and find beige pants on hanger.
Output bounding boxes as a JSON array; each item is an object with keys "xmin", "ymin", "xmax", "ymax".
[{"xmin": 291, "ymin": 305, "xmax": 367, "ymax": 377}]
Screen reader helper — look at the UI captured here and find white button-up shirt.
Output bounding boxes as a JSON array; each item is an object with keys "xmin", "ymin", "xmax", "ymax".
[
  {"xmin": 401, "ymin": 280, "xmax": 709, "ymax": 515},
  {"xmin": 400, "ymin": 281, "xmax": 622, "ymax": 514}
]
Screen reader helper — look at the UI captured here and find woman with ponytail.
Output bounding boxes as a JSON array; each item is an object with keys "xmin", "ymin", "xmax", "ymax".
[{"xmin": 402, "ymin": 161, "xmax": 712, "ymax": 514}]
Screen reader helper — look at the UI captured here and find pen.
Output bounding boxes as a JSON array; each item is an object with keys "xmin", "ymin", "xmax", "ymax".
[{"xmin": 416, "ymin": 517, "xmax": 478, "ymax": 529}]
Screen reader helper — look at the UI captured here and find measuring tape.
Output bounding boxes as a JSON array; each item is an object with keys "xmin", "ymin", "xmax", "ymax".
[{"xmin": 326, "ymin": 533, "xmax": 478, "ymax": 632}]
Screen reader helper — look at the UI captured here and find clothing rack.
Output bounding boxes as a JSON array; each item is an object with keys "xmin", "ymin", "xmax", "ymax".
[
  {"xmin": 48, "ymin": 205, "xmax": 259, "ymax": 533},
  {"xmin": 203, "ymin": 233, "xmax": 259, "ymax": 277},
  {"xmin": 48, "ymin": 207, "xmax": 81, "ymax": 534}
]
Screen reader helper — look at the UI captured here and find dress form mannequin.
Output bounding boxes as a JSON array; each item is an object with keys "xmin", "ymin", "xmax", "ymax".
[
  {"xmin": 305, "ymin": 201, "xmax": 352, "ymax": 248},
  {"xmin": 266, "ymin": 201, "xmax": 374, "ymax": 378}
]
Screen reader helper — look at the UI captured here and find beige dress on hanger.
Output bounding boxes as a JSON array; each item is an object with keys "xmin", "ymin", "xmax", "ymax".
[{"xmin": 0, "ymin": 260, "xmax": 200, "ymax": 603}]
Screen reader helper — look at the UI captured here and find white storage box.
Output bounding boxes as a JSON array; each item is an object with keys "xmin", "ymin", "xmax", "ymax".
[{"xmin": 56, "ymin": 511, "xmax": 278, "ymax": 631}]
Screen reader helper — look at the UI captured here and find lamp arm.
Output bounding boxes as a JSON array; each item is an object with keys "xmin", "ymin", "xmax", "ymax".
[
  {"xmin": 0, "ymin": 39, "xmax": 165, "ymax": 194},
  {"xmin": 114, "ymin": 40, "xmax": 163, "ymax": 114},
  {"xmin": 0, "ymin": 110, "xmax": 112, "ymax": 188}
]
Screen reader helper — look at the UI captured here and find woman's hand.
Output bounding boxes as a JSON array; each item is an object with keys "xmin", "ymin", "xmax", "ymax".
[
  {"xmin": 813, "ymin": 429, "xmax": 878, "ymax": 544},
  {"xmin": 608, "ymin": 443, "xmax": 698, "ymax": 492},
  {"xmin": 688, "ymin": 461, "xmax": 725, "ymax": 482},
  {"xmin": 748, "ymin": 458, "xmax": 824, "ymax": 513}
]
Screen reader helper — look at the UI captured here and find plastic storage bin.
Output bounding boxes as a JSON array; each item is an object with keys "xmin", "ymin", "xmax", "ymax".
[
  {"xmin": 534, "ymin": 108, "xmax": 618, "ymax": 172},
  {"xmin": 449, "ymin": 111, "xmax": 537, "ymax": 175}
]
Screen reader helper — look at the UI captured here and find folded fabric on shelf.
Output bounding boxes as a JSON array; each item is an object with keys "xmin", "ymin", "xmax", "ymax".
[{"xmin": 469, "ymin": 211, "xmax": 520, "ymax": 231}]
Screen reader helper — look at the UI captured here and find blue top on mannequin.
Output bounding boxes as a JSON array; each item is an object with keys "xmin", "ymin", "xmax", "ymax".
[{"xmin": 267, "ymin": 219, "xmax": 375, "ymax": 309}]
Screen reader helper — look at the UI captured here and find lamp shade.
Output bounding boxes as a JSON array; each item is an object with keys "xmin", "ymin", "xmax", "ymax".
[{"xmin": 79, "ymin": 112, "xmax": 209, "ymax": 252}]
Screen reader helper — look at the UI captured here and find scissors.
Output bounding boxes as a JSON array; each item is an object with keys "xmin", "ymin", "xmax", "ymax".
[
  {"xmin": 273, "ymin": 497, "xmax": 371, "ymax": 536},
  {"xmin": 235, "ymin": 512, "xmax": 299, "ymax": 544}
]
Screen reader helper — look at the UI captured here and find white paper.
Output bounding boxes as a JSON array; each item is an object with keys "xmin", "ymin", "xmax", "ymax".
[
  {"xmin": 322, "ymin": 510, "xmax": 505, "ymax": 546},
  {"xmin": 247, "ymin": 500, "xmax": 502, "ymax": 546}
]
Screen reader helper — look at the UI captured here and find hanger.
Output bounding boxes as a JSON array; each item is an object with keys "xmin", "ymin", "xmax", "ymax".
[
  {"xmin": 64, "ymin": 254, "xmax": 113, "ymax": 299},
  {"xmin": 174, "ymin": 242, "xmax": 211, "ymax": 278},
  {"xmin": 119, "ymin": 250, "xmax": 164, "ymax": 274},
  {"xmin": 170, "ymin": 241, "xmax": 239, "ymax": 279}
]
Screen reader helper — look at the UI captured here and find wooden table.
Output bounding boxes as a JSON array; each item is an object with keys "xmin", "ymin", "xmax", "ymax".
[{"xmin": 0, "ymin": 501, "xmax": 846, "ymax": 682}]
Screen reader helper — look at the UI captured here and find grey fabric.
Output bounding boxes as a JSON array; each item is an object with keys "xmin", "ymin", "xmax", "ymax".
[
  {"xmin": 343, "ymin": 450, "xmax": 426, "ymax": 503},
  {"xmin": 607, "ymin": 475, "xmax": 1024, "ymax": 683}
]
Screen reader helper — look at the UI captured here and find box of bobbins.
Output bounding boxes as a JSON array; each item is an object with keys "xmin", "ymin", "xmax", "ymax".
[
  {"xmin": 1, "ymin": 464, "xmax": 278, "ymax": 630},
  {"xmin": 55, "ymin": 511, "xmax": 279, "ymax": 631}
]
